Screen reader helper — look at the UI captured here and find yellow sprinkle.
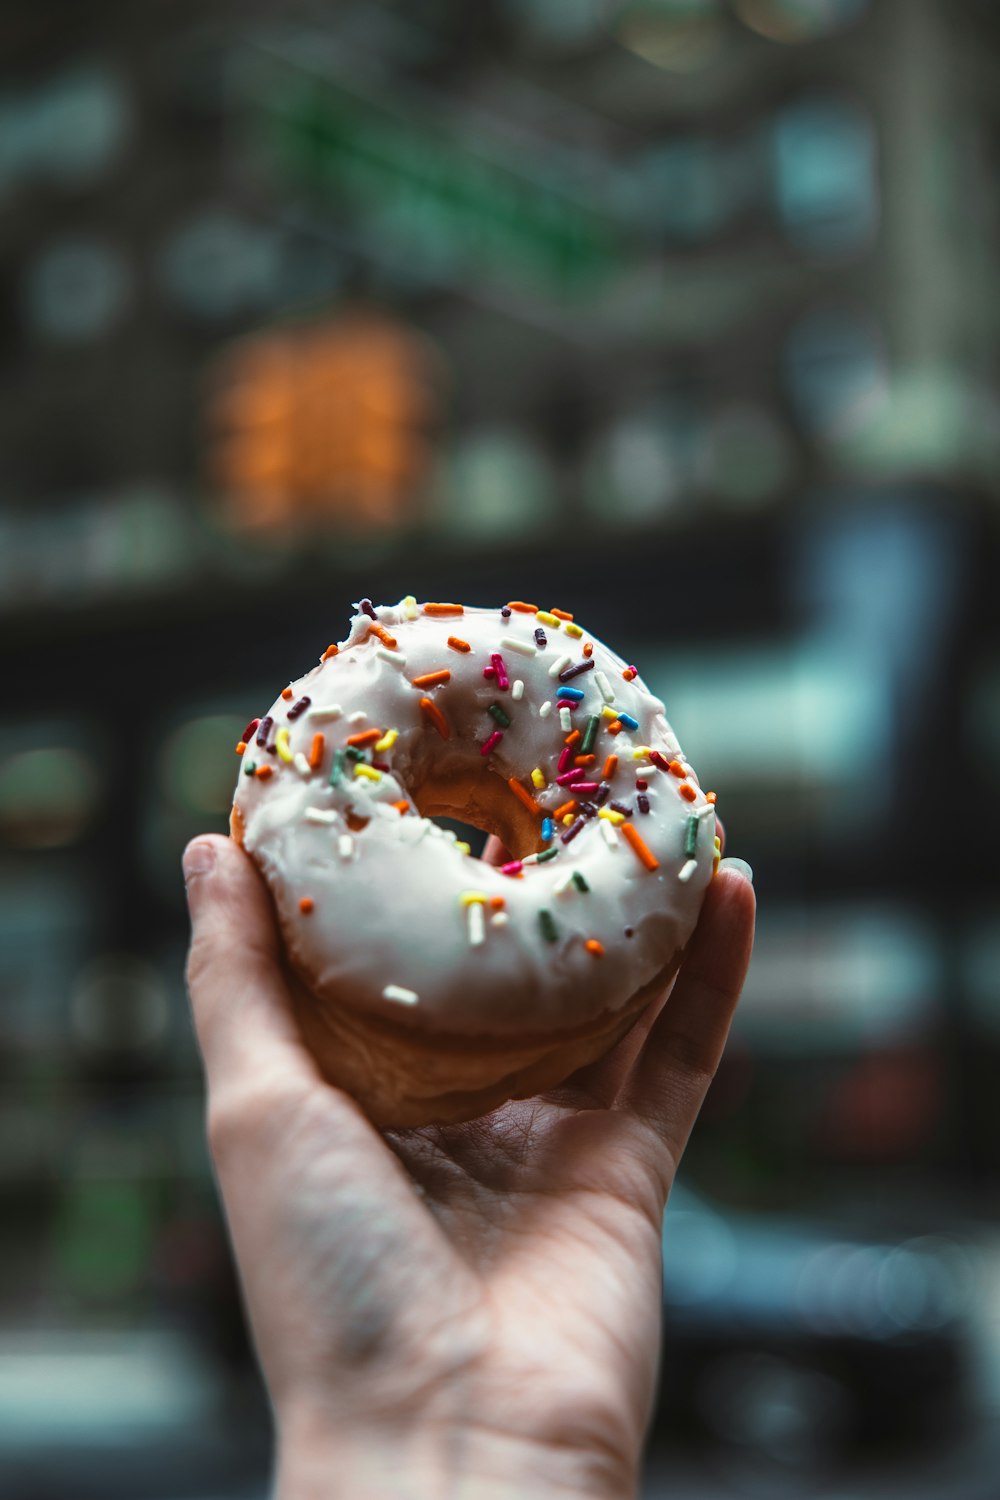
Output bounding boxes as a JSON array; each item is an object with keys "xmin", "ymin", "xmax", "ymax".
[
  {"xmin": 402, "ymin": 595, "xmax": 419, "ymax": 619},
  {"xmin": 564, "ymin": 622, "xmax": 583, "ymax": 638},
  {"xmin": 597, "ymin": 808, "xmax": 625, "ymax": 825},
  {"xmin": 714, "ymin": 836, "xmax": 722, "ymax": 852},
  {"xmin": 275, "ymin": 726, "xmax": 294, "ymax": 763},
  {"xmin": 632, "ymin": 746, "xmax": 652, "ymax": 760},
  {"xmin": 460, "ymin": 890, "xmax": 487, "ymax": 905},
  {"xmin": 455, "ymin": 842, "xmax": 471, "ymax": 856},
  {"xmin": 601, "ymin": 706, "xmax": 619, "ymax": 721},
  {"xmin": 562, "ymin": 814, "xmax": 575, "ymax": 826},
  {"xmin": 374, "ymin": 728, "xmax": 399, "ymax": 753},
  {"xmin": 530, "ymin": 767, "xmax": 546, "ymax": 789},
  {"xmin": 535, "ymin": 610, "xmax": 560, "ymax": 628},
  {"xmin": 354, "ymin": 763, "xmax": 382, "ymax": 781}
]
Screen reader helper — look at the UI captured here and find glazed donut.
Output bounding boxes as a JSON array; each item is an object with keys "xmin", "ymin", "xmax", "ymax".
[{"xmin": 230, "ymin": 596, "xmax": 720, "ymax": 1126}]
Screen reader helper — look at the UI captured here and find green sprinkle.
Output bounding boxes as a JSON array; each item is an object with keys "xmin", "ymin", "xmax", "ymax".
[
  {"xmin": 684, "ymin": 814, "xmax": 699, "ymax": 857},
  {"xmin": 580, "ymin": 714, "xmax": 600, "ymax": 755},
  {"xmin": 488, "ymin": 702, "xmax": 512, "ymax": 728},
  {"xmin": 539, "ymin": 909, "xmax": 558, "ymax": 943},
  {"xmin": 536, "ymin": 846, "xmax": 559, "ymax": 863},
  {"xmin": 344, "ymin": 745, "xmax": 365, "ymax": 762},
  {"xmin": 243, "ymin": 760, "xmax": 257, "ymax": 776},
  {"xmin": 571, "ymin": 870, "xmax": 590, "ymax": 892},
  {"xmin": 328, "ymin": 749, "xmax": 346, "ymax": 786}
]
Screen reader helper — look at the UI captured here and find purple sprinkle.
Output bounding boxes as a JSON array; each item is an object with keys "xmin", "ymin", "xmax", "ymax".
[
  {"xmin": 501, "ymin": 606, "xmax": 511, "ymax": 618},
  {"xmin": 595, "ymin": 782, "xmax": 611, "ymax": 806},
  {"xmin": 557, "ymin": 745, "xmax": 573, "ymax": 774},
  {"xmin": 625, "ymin": 925, "xmax": 635, "ymax": 938},
  {"xmin": 359, "ymin": 598, "xmax": 377, "ymax": 619},
  {"xmin": 637, "ymin": 794, "xmax": 650, "ymax": 815},
  {"xmin": 502, "ymin": 859, "xmax": 522, "ymax": 875},
  {"xmin": 481, "ymin": 729, "xmax": 503, "ymax": 756},
  {"xmin": 287, "ymin": 695, "xmax": 311, "ymax": 720},
  {"xmin": 256, "ymin": 714, "xmax": 273, "ymax": 747},
  {"xmin": 557, "ymin": 659, "xmax": 595, "ymax": 684},
  {"xmin": 490, "ymin": 653, "xmax": 509, "ymax": 691},
  {"xmin": 560, "ymin": 816, "xmax": 586, "ymax": 845},
  {"xmin": 534, "ymin": 627, "xmax": 547, "ymax": 647},
  {"xmin": 610, "ymin": 800, "xmax": 633, "ymax": 817},
  {"xmin": 266, "ymin": 743, "xmax": 277, "ymax": 755},
  {"xmin": 572, "ymin": 781, "xmax": 599, "ymax": 795},
  {"xmin": 577, "ymin": 801, "xmax": 597, "ymax": 818},
  {"xmin": 556, "ymin": 768, "xmax": 585, "ymax": 786}
]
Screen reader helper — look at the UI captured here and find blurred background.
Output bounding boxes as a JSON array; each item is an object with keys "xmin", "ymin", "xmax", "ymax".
[{"xmin": 2, "ymin": 1, "xmax": 999, "ymax": 1496}]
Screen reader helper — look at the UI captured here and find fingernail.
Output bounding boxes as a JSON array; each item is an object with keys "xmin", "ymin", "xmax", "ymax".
[
  {"xmin": 183, "ymin": 840, "xmax": 217, "ymax": 881},
  {"xmin": 718, "ymin": 856, "xmax": 753, "ymax": 885}
]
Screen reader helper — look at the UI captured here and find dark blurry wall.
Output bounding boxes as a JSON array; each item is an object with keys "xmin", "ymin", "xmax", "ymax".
[{"xmin": 2, "ymin": 3, "xmax": 1000, "ymax": 1497}]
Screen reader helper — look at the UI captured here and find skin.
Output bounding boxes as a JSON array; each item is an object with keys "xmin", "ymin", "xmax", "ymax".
[{"xmin": 184, "ymin": 832, "xmax": 755, "ymax": 1500}]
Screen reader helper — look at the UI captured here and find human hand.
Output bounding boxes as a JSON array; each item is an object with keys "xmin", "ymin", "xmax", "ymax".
[{"xmin": 184, "ymin": 834, "xmax": 754, "ymax": 1500}]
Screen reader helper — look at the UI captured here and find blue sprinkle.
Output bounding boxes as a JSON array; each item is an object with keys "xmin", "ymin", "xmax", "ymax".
[
  {"xmin": 617, "ymin": 710, "xmax": 639, "ymax": 731},
  {"xmin": 557, "ymin": 686, "xmax": 585, "ymax": 702},
  {"xmin": 541, "ymin": 817, "xmax": 554, "ymax": 843}
]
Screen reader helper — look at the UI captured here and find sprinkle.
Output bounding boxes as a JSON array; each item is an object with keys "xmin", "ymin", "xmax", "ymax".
[
  {"xmin": 460, "ymin": 890, "xmax": 487, "ymax": 905},
  {"xmin": 281, "ymin": 687, "xmax": 293, "ymax": 700},
  {"xmin": 344, "ymin": 746, "xmax": 365, "ymax": 762},
  {"xmin": 538, "ymin": 909, "xmax": 559, "ymax": 942},
  {"xmin": 560, "ymin": 816, "xmax": 587, "ymax": 845},
  {"xmin": 328, "ymin": 750, "xmax": 346, "ymax": 786},
  {"xmin": 242, "ymin": 718, "xmax": 260, "ymax": 742},
  {"xmin": 402, "ymin": 595, "xmax": 419, "ymax": 619},
  {"xmin": 574, "ymin": 754, "xmax": 596, "ymax": 768},
  {"xmin": 583, "ymin": 642, "xmax": 593, "ymax": 657},
  {"xmin": 447, "ymin": 635, "xmax": 471, "ymax": 653},
  {"xmin": 507, "ymin": 600, "xmax": 537, "ymax": 613},
  {"xmin": 637, "ymin": 793, "xmax": 650, "ymax": 815},
  {"xmin": 489, "ymin": 702, "xmax": 512, "ymax": 728},
  {"xmin": 338, "ymin": 834, "xmax": 354, "ymax": 859},
  {"xmin": 594, "ymin": 671, "xmax": 615, "ymax": 704},
  {"xmin": 275, "ymin": 727, "xmax": 294, "ymax": 763},
  {"xmin": 457, "ymin": 844, "xmax": 472, "ymax": 857},
  {"xmin": 632, "ymin": 746, "xmax": 652, "ymax": 761},
  {"xmin": 594, "ymin": 782, "xmax": 611, "ymax": 806},
  {"xmin": 532, "ymin": 847, "xmax": 559, "ymax": 865},
  {"xmin": 348, "ymin": 711, "xmax": 367, "ymax": 724},
  {"xmin": 412, "ymin": 669, "xmax": 451, "ymax": 691},
  {"xmin": 502, "ymin": 860, "xmax": 523, "ymax": 876},
  {"xmin": 374, "ymin": 728, "xmax": 398, "ymax": 753},
  {"xmin": 423, "ymin": 602, "xmax": 464, "ymax": 616},
  {"xmin": 559, "ymin": 707, "xmax": 573, "ymax": 732},
  {"xmin": 535, "ymin": 610, "xmax": 560, "ymax": 628},
  {"xmin": 490, "ymin": 653, "xmax": 509, "ymax": 691},
  {"xmin": 550, "ymin": 608, "xmax": 574, "ymax": 622},
  {"xmin": 564, "ymin": 623, "xmax": 583, "ymax": 638},
  {"xmin": 490, "ymin": 896, "xmax": 506, "ymax": 911},
  {"xmin": 557, "ymin": 746, "xmax": 573, "ymax": 774},
  {"xmin": 531, "ymin": 766, "xmax": 546, "ymax": 789},
  {"xmin": 553, "ymin": 870, "xmax": 575, "ymax": 896},
  {"xmin": 667, "ymin": 759, "xmax": 686, "ymax": 777},
  {"xmin": 491, "ymin": 911, "xmax": 509, "ymax": 928},
  {"xmin": 707, "ymin": 791, "xmax": 717, "ymax": 804},
  {"xmin": 610, "ymin": 800, "xmax": 633, "ymax": 816},
  {"xmin": 369, "ymin": 624, "xmax": 398, "ymax": 649},
  {"xmin": 636, "ymin": 778, "xmax": 648, "ymax": 790},
  {"xmin": 347, "ymin": 728, "xmax": 381, "ymax": 747},
  {"xmin": 235, "ymin": 740, "xmax": 247, "ymax": 755},
  {"xmin": 294, "ymin": 752, "xmax": 311, "ymax": 776},
  {"xmin": 467, "ymin": 903, "xmax": 486, "ymax": 947},
  {"xmin": 571, "ymin": 781, "xmax": 599, "ymax": 794},
  {"xmin": 553, "ymin": 799, "xmax": 577, "ymax": 820},
  {"xmin": 541, "ymin": 817, "xmax": 554, "ymax": 842},
  {"xmin": 565, "ymin": 724, "xmax": 582, "ymax": 743},
  {"xmin": 580, "ymin": 714, "xmax": 600, "ymax": 755},
  {"xmin": 534, "ymin": 627, "xmax": 547, "ymax": 648},
  {"xmin": 600, "ymin": 819, "xmax": 618, "ymax": 849},
  {"xmin": 623, "ymin": 666, "xmax": 638, "ymax": 681},
  {"xmin": 601, "ymin": 706, "xmax": 619, "ymax": 721},
  {"xmin": 322, "ymin": 644, "xmax": 339, "ymax": 661},
  {"xmin": 383, "ymin": 983, "xmax": 418, "ymax": 1004},
  {"xmin": 376, "ymin": 646, "xmax": 407, "ymax": 668},
  {"xmin": 500, "ymin": 636, "xmax": 536, "ymax": 657},
  {"xmin": 392, "ymin": 800, "xmax": 410, "ymax": 815},
  {"xmin": 307, "ymin": 703, "xmax": 344, "ymax": 722},
  {"xmin": 556, "ymin": 768, "xmax": 585, "ymax": 786},
  {"xmin": 572, "ymin": 871, "xmax": 590, "ymax": 893},
  {"xmin": 558, "ymin": 659, "xmax": 595, "ymax": 684},
  {"xmin": 500, "ymin": 606, "xmax": 512, "ymax": 618},
  {"xmin": 549, "ymin": 654, "xmax": 572, "ymax": 678},
  {"xmin": 512, "ymin": 679, "xmax": 524, "ymax": 700},
  {"xmin": 679, "ymin": 783, "xmax": 697, "ymax": 801},
  {"xmin": 507, "ymin": 777, "xmax": 542, "ymax": 814},
  {"xmin": 308, "ymin": 732, "xmax": 325, "ymax": 769},
  {"xmin": 299, "ymin": 897, "xmax": 314, "ymax": 914},
  {"xmin": 562, "ymin": 814, "xmax": 574, "ymax": 826},
  {"xmin": 598, "ymin": 808, "xmax": 625, "ymax": 825},
  {"xmin": 354, "ymin": 764, "xmax": 382, "ymax": 781},
  {"xmin": 608, "ymin": 721, "xmax": 623, "ymax": 737},
  {"xmin": 678, "ymin": 859, "xmax": 698, "ymax": 884},
  {"xmin": 256, "ymin": 715, "xmax": 273, "ymax": 747},
  {"xmin": 602, "ymin": 753, "xmax": 618, "ymax": 780},
  {"xmin": 557, "ymin": 686, "xmax": 585, "ymax": 702},
  {"xmin": 685, "ymin": 815, "xmax": 700, "ymax": 857},
  {"xmin": 359, "ymin": 599, "xmax": 377, "ymax": 619},
  {"xmin": 622, "ymin": 823, "xmax": 659, "ymax": 871},
  {"xmin": 616, "ymin": 711, "xmax": 639, "ymax": 732},
  {"xmin": 648, "ymin": 750, "xmax": 670, "ymax": 772},
  {"xmin": 420, "ymin": 696, "xmax": 450, "ymax": 739},
  {"xmin": 539, "ymin": 700, "xmax": 552, "ymax": 718},
  {"xmin": 305, "ymin": 806, "xmax": 338, "ymax": 824},
  {"xmin": 481, "ymin": 729, "xmax": 503, "ymax": 756},
  {"xmin": 255, "ymin": 765, "xmax": 273, "ymax": 780},
  {"xmin": 585, "ymin": 939, "xmax": 605, "ymax": 958}
]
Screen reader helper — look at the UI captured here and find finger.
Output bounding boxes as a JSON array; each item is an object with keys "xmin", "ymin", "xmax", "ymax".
[
  {"xmin": 622, "ymin": 862, "xmax": 755, "ymax": 1174},
  {"xmin": 184, "ymin": 835, "xmax": 317, "ymax": 1094},
  {"xmin": 481, "ymin": 834, "xmax": 512, "ymax": 867},
  {"xmin": 551, "ymin": 982, "xmax": 674, "ymax": 1111}
]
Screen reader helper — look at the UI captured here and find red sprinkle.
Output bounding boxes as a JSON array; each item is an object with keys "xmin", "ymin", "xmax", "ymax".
[
  {"xmin": 242, "ymin": 718, "xmax": 261, "ymax": 743},
  {"xmin": 556, "ymin": 768, "xmax": 585, "ymax": 786},
  {"xmin": 481, "ymin": 728, "xmax": 503, "ymax": 756}
]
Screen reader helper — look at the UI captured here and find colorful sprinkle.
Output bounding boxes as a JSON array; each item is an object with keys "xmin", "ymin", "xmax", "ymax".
[
  {"xmin": 580, "ymin": 714, "xmax": 600, "ymax": 755},
  {"xmin": 563, "ymin": 623, "xmax": 583, "ymax": 638},
  {"xmin": 359, "ymin": 599, "xmax": 377, "ymax": 618},
  {"xmin": 242, "ymin": 718, "xmax": 260, "ymax": 743},
  {"xmin": 507, "ymin": 777, "xmax": 542, "ymax": 814},
  {"xmin": 648, "ymin": 750, "xmax": 670, "ymax": 772},
  {"xmin": 307, "ymin": 733, "xmax": 325, "ymax": 770},
  {"xmin": 447, "ymin": 636, "xmax": 471, "ymax": 652},
  {"xmin": 585, "ymin": 939, "xmax": 605, "ymax": 958},
  {"xmin": 541, "ymin": 817, "xmax": 554, "ymax": 842},
  {"xmin": 299, "ymin": 897, "xmax": 314, "ymax": 914},
  {"xmin": 391, "ymin": 800, "xmax": 410, "ymax": 815},
  {"xmin": 668, "ymin": 758, "xmax": 687, "ymax": 777},
  {"xmin": 550, "ymin": 608, "xmax": 574, "ymax": 622},
  {"xmin": 558, "ymin": 659, "xmax": 595, "ymax": 684},
  {"xmin": 347, "ymin": 728, "xmax": 381, "ymax": 747},
  {"xmin": 500, "ymin": 606, "xmax": 512, "ymax": 619},
  {"xmin": 293, "ymin": 752, "xmax": 311, "ymax": 777},
  {"xmin": 679, "ymin": 783, "xmax": 697, "ymax": 802},
  {"xmin": 419, "ymin": 696, "xmax": 450, "ymax": 739},
  {"xmin": 275, "ymin": 727, "xmax": 294, "ymax": 763},
  {"xmin": 490, "ymin": 653, "xmax": 509, "ymax": 691},
  {"xmin": 598, "ymin": 808, "xmax": 625, "ymax": 825},
  {"xmin": 594, "ymin": 782, "xmax": 611, "ymax": 806},
  {"xmin": 243, "ymin": 761, "xmax": 257, "ymax": 776},
  {"xmin": 256, "ymin": 715, "xmax": 273, "ymax": 747},
  {"xmin": 572, "ymin": 871, "xmax": 590, "ymax": 893},
  {"xmin": 501, "ymin": 859, "xmax": 523, "ymax": 876},
  {"xmin": 535, "ymin": 610, "xmax": 560, "ymax": 628},
  {"xmin": 281, "ymin": 687, "xmax": 293, "ymax": 700},
  {"xmin": 423, "ymin": 602, "xmax": 464, "ymax": 616},
  {"xmin": 553, "ymin": 799, "xmax": 577, "ymax": 820},
  {"xmin": 538, "ymin": 909, "xmax": 559, "ymax": 942},
  {"xmin": 328, "ymin": 749, "xmax": 346, "ymax": 786},
  {"xmin": 571, "ymin": 781, "xmax": 599, "ymax": 794},
  {"xmin": 557, "ymin": 685, "xmax": 585, "ymax": 702},
  {"xmin": 354, "ymin": 764, "xmax": 382, "ymax": 781},
  {"xmin": 602, "ymin": 753, "xmax": 618, "ymax": 780},
  {"xmin": 560, "ymin": 816, "xmax": 587, "ymax": 845},
  {"xmin": 534, "ymin": 627, "xmax": 547, "ymax": 648},
  {"xmin": 531, "ymin": 766, "xmax": 546, "ymax": 789},
  {"xmin": 412, "ymin": 669, "xmax": 451, "ymax": 690},
  {"xmin": 616, "ymin": 711, "xmax": 639, "ymax": 732},
  {"xmin": 621, "ymin": 823, "xmax": 659, "ymax": 871},
  {"xmin": 557, "ymin": 745, "xmax": 573, "ymax": 774},
  {"xmin": 322, "ymin": 644, "xmax": 339, "ymax": 661},
  {"xmin": 535, "ymin": 847, "xmax": 559, "ymax": 864},
  {"xmin": 684, "ymin": 815, "xmax": 699, "ymax": 857},
  {"xmin": 369, "ymin": 624, "xmax": 397, "ymax": 649},
  {"xmin": 489, "ymin": 702, "xmax": 512, "ymax": 728},
  {"xmin": 556, "ymin": 768, "xmax": 585, "ymax": 786},
  {"xmin": 254, "ymin": 765, "xmax": 273, "ymax": 780},
  {"xmin": 583, "ymin": 642, "xmax": 593, "ymax": 658},
  {"xmin": 402, "ymin": 595, "xmax": 419, "ymax": 619},
  {"xmin": 637, "ymin": 793, "xmax": 650, "ymax": 815},
  {"xmin": 235, "ymin": 740, "xmax": 247, "ymax": 755},
  {"xmin": 374, "ymin": 728, "xmax": 398, "ymax": 753},
  {"xmin": 623, "ymin": 666, "xmax": 637, "ymax": 681},
  {"xmin": 481, "ymin": 729, "xmax": 503, "ymax": 756},
  {"xmin": 507, "ymin": 600, "xmax": 537, "ymax": 613}
]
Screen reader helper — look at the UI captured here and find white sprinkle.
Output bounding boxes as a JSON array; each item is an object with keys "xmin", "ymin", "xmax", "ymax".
[
  {"xmin": 338, "ymin": 834, "xmax": 354, "ymax": 860},
  {"xmin": 559, "ymin": 707, "xmax": 572, "ymax": 732},
  {"xmin": 500, "ymin": 635, "xmax": 536, "ymax": 657},
  {"xmin": 697, "ymin": 804, "xmax": 716, "ymax": 821},
  {"xmin": 490, "ymin": 911, "xmax": 509, "ymax": 929},
  {"xmin": 376, "ymin": 646, "xmax": 407, "ymax": 668},
  {"xmin": 512, "ymin": 679, "xmax": 524, "ymax": 701},
  {"xmin": 539, "ymin": 701, "xmax": 553, "ymax": 719},
  {"xmin": 383, "ymin": 984, "xmax": 419, "ymax": 1005},
  {"xmin": 595, "ymin": 671, "xmax": 615, "ymax": 704},
  {"xmin": 348, "ymin": 709, "xmax": 367, "ymax": 724},
  {"xmin": 553, "ymin": 870, "xmax": 576, "ymax": 896},
  {"xmin": 600, "ymin": 820, "xmax": 619, "ymax": 850},
  {"xmin": 401, "ymin": 595, "xmax": 419, "ymax": 619},
  {"xmin": 294, "ymin": 752, "xmax": 312, "ymax": 777},
  {"xmin": 549, "ymin": 654, "xmax": 572, "ymax": 678},
  {"xmin": 678, "ymin": 859, "xmax": 698, "ymax": 883},
  {"xmin": 467, "ymin": 903, "xmax": 486, "ymax": 947},
  {"xmin": 307, "ymin": 703, "xmax": 343, "ymax": 722},
  {"xmin": 305, "ymin": 807, "xmax": 338, "ymax": 824}
]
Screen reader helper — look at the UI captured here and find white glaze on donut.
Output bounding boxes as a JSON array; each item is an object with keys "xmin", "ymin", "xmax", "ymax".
[{"xmin": 232, "ymin": 599, "xmax": 718, "ymax": 1040}]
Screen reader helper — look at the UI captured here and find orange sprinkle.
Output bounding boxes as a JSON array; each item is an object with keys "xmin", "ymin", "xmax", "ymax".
[
  {"xmin": 447, "ymin": 636, "xmax": 471, "ymax": 652},
  {"xmin": 489, "ymin": 895, "xmax": 506, "ymax": 911},
  {"xmin": 507, "ymin": 776, "xmax": 542, "ymax": 815},
  {"xmin": 564, "ymin": 729, "xmax": 581, "ymax": 748},
  {"xmin": 322, "ymin": 644, "xmax": 339, "ymax": 661},
  {"xmin": 235, "ymin": 740, "xmax": 247, "ymax": 755},
  {"xmin": 622, "ymin": 823, "xmax": 659, "ymax": 872},
  {"xmin": 420, "ymin": 696, "xmax": 450, "ymax": 739},
  {"xmin": 391, "ymin": 800, "xmax": 410, "ymax": 815},
  {"xmin": 623, "ymin": 667, "xmax": 637, "ymax": 681},
  {"xmin": 506, "ymin": 600, "xmax": 538, "ymax": 613},
  {"xmin": 423, "ymin": 602, "xmax": 464, "ymax": 617},
  {"xmin": 411, "ymin": 669, "xmax": 451, "ymax": 690},
  {"xmin": 583, "ymin": 641, "xmax": 593, "ymax": 657},
  {"xmin": 549, "ymin": 608, "xmax": 574, "ymax": 621},
  {"xmin": 347, "ymin": 728, "xmax": 381, "ymax": 747},
  {"xmin": 299, "ymin": 897, "xmax": 315, "ymax": 915},
  {"xmin": 679, "ymin": 783, "xmax": 697, "ymax": 802},
  {"xmin": 553, "ymin": 799, "xmax": 578, "ymax": 821},
  {"xmin": 254, "ymin": 765, "xmax": 273, "ymax": 780},
  {"xmin": 607, "ymin": 721, "xmax": 623, "ymax": 735},
  {"xmin": 308, "ymin": 732, "xmax": 325, "ymax": 770},
  {"xmin": 584, "ymin": 939, "xmax": 605, "ymax": 959},
  {"xmin": 706, "ymin": 792, "xmax": 717, "ymax": 804},
  {"xmin": 602, "ymin": 754, "xmax": 618, "ymax": 780},
  {"xmin": 574, "ymin": 754, "xmax": 596, "ymax": 768},
  {"xmin": 668, "ymin": 759, "xmax": 687, "ymax": 778},
  {"xmin": 369, "ymin": 624, "xmax": 398, "ymax": 650},
  {"xmin": 281, "ymin": 687, "xmax": 293, "ymax": 700}
]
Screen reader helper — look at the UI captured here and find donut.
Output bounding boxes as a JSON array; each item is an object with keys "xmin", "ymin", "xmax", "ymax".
[{"xmin": 230, "ymin": 596, "xmax": 721, "ymax": 1126}]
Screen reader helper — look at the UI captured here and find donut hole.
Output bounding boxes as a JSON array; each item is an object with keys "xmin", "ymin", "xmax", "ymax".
[
  {"xmin": 427, "ymin": 817, "xmax": 489, "ymax": 858},
  {"xmin": 409, "ymin": 767, "xmax": 543, "ymax": 863}
]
